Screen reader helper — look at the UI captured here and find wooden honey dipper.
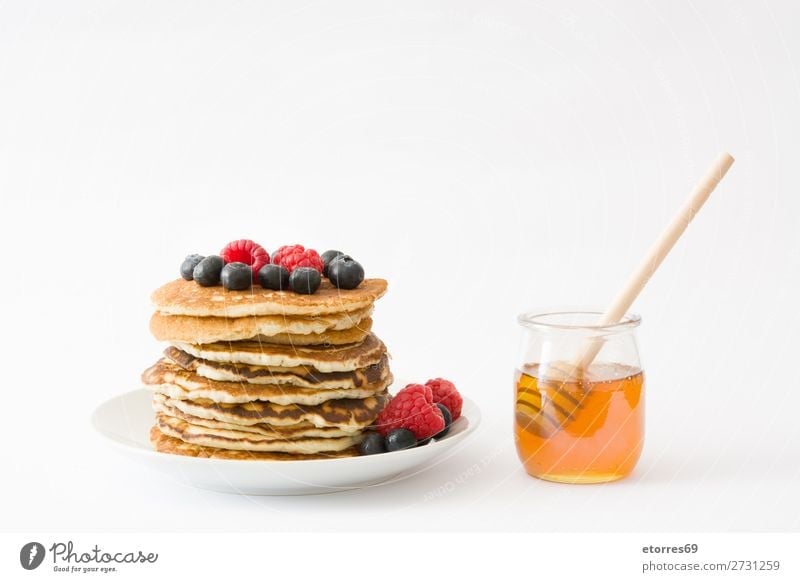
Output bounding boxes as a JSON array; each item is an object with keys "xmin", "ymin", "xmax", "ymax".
[{"xmin": 516, "ymin": 152, "xmax": 735, "ymax": 436}]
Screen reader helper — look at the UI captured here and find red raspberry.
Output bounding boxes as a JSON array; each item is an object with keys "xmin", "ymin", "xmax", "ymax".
[
  {"xmin": 272, "ymin": 244, "xmax": 324, "ymax": 273},
  {"xmin": 220, "ymin": 239, "xmax": 270, "ymax": 278},
  {"xmin": 426, "ymin": 378, "xmax": 462, "ymax": 420},
  {"xmin": 374, "ymin": 384, "xmax": 445, "ymax": 440}
]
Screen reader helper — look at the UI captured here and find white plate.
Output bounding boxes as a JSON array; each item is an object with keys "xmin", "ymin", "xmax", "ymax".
[{"xmin": 91, "ymin": 387, "xmax": 480, "ymax": 495}]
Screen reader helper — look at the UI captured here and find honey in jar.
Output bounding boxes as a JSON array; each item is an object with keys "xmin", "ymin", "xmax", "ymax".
[
  {"xmin": 515, "ymin": 310, "xmax": 645, "ymax": 484},
  {"xmin": 515, "ymin": 362, "xmax": 644, "ymax": 483}
]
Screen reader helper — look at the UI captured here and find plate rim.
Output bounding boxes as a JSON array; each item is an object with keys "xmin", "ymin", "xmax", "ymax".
[{"xmin": 91, "ymin": 388, "xmax": 481, "ymax": 466}]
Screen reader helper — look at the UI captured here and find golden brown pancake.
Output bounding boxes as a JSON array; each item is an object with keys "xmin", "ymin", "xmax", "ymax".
[
  {"xmin": 249, "ymin": 318, "xmax": 372, "ymax": 346},
  {"xmin": 146, "ymin": 276, "xmax": 390, "ymax": 459},
  {"xmin": 150, "ymin": 305, "xmax": 372, "ymax": 344},
  {"xmin": 164, "ymin": 347, "xmax": 390, "ymax": 391},
  {"xmin": 156, "ymin": 414, "xmax": 362, "ymax": 453},
  {"xmin": 174, "ymin": 332, "xmax": 387, "ymax": 373},
  {"xmin": 143, "ymin": 358, "xmax": 393, "ymax": 405},
  {"xmin": 153, "ymin": 398, "xmax": 354, "ymax": 438},
  {"xmin": 153, "ymin": 391, "xmax": 389, "ymax": 430},
  {"xmin": 150, "ymin": 426, "xmax": 359, "ymax": 460},
  {"xmin": 152, "ymin": 278, "xmax": 388, "ymax": 318}
]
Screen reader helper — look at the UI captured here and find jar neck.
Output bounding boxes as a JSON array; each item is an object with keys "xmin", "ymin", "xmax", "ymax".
[
  {"xmin": 517, "ymin": 309, "xmax": 642, "ymax": 371},
  {"xmin": 517, "ymin": 309, "xmax": 641, "ymax": 338}
]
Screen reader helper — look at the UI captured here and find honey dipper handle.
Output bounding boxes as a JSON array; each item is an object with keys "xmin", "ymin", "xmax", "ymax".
[{"xmin": 575, "ymin": 152, "xmax": 735, "ymax": 371}]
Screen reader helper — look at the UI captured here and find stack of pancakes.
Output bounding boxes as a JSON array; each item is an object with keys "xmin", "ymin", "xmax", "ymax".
[{"xmin": 144, "ymin": 278, "xmax": 391, "ymax": 460}]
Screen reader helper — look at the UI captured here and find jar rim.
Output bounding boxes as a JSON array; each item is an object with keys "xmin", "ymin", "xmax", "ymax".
[{"xmin": 517, "ymin": 308, "xmax": 642, "ymax": 332}]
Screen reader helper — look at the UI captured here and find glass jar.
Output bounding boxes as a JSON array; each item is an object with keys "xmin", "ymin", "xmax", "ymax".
[{"xmin": 514, "ymin": 309, "xmax": 645, "ymax": 484}]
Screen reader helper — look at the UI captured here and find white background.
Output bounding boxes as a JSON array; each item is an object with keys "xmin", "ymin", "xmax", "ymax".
[{"xmin": 2, "ymin": 0, "xmax": 799, "ymax": 532}]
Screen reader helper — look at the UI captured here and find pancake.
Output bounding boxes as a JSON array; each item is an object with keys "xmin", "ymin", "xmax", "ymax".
[
  {"xmin": 249, "ymin": 318, "xmax": 372, "ymax": 346},
  {"xmin": 175, "ymin": 332, "xmax": 387, "ymax": 373},
  {"xmin": 143, "ymin": 359, "xmax": 393, "ymax": 405},
  {"xmin": 164, "ymin": 345, "xmax": 379, "ymax": 383},
  {"xmin": 164, "ymin": 346, "xmax": 390, "ymax": 390},
  {"xmin": 153, "ymin": 398, "xmax": 354, "ymax": 438},
  {"xmin": 156, "ymin": 414, "xmax": 362, "ymax": 453},
  {"xmin": 150, "ymin": 426, "xmax": 359, "ymax": 460},
  {"xmin": 153, "ymin": 391, "xmax": 389, "ymax": 430},
  {"xmin": 150, "ymin": 305, "xmax": 372, "ymax": 344},
  {"xmin": 152, "ymin": 278, "xmax": 388, "ymax": 318}
]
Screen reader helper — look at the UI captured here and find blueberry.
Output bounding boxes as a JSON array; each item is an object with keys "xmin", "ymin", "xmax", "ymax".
[
  {"xmin": 385, "ymin": 428, "xmax": 416, "ymax": 452},
  {"xmin": 221, "ymin": 262, "xmax": 252, "ymax": 290},
  {"xmin": 321, "ymin": 250, "xmax": 345, "ymax": 277},
  {"xmin": 192, "ymin": 255, "xmax": 224, "ymax": 287},
  {"xmin": 180, "ymin": 254, "xmax": 205, "ymax": 281},
  {"xmin": 359, "ymin": 432, "xmax": 386, "ymax": 456},
  {"xmin": 258, "ymin": 264, "xmax": 290, "ymax": 290},
  {"xmin": 434, "ymin": 404, "xmax": 453, "ymax": 439},
  {"xmin": 289, "ymin": 267, "xmax": 321, "ymax": 294},
  {"xmin": 328, "ymin": 256, "xmax": 364, "ymax": 290},
  {"xmin": 331, "ymin": 253, "xmax": 353, "ymax": 265}
]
